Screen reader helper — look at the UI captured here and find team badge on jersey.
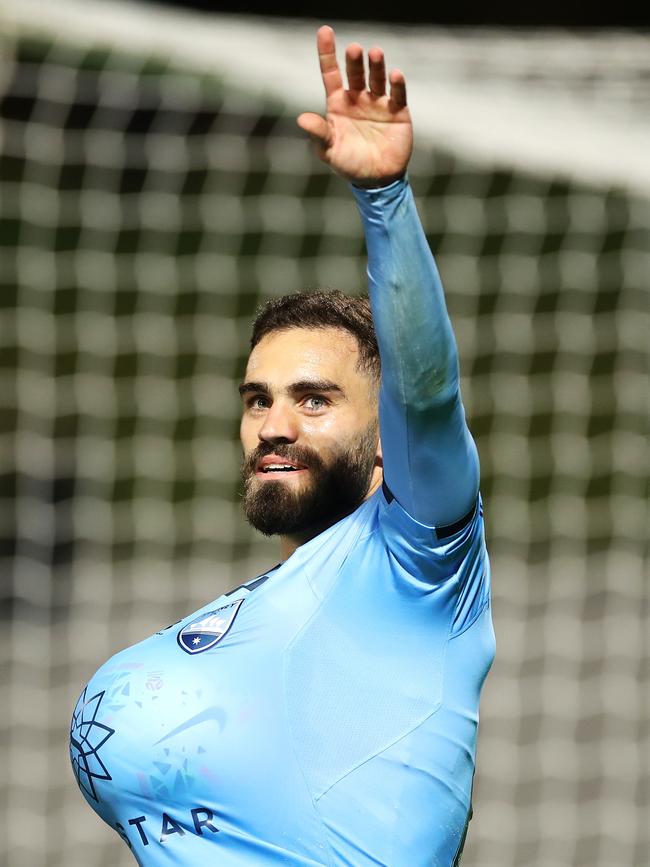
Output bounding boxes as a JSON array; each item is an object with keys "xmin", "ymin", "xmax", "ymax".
[{"xmin": 177, "ymin": 598, "xmax": 244, "ymax": 654}]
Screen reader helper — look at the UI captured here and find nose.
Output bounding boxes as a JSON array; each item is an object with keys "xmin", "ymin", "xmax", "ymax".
[{"xmin": 257, "ymin": 400, "xmax": 299, "ymax": 445}]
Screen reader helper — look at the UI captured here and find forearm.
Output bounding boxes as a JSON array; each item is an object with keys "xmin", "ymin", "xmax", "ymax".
[{"xmin": 352, "ymin": 177, "xmax": 479, "ymax": 526}]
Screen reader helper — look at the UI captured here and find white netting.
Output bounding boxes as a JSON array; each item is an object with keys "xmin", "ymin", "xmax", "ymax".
[{"xmin": 0, "ymin": 4, "xmax": 648, "ymax": 866}]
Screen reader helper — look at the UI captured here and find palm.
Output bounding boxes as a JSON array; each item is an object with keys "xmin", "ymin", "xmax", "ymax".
[{"xmin": 298, "ymin": 27, "xmax": 413, "ymax": 186}]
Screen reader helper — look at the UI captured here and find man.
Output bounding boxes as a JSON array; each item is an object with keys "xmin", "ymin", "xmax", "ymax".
[{"xmin": 70, "ymin": 26, "xmax": 494, "ymax": 866}]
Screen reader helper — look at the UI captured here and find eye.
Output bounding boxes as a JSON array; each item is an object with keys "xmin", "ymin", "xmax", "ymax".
[
  {"xmin": 247, "ymin": 395, "xmax": 270, "ymax": 411},
  {"xmin": 303, "ymin": 395, "xmax": 328, "ymax": 411}
]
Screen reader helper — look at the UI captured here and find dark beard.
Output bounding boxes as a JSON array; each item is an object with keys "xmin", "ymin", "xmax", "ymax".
[{"xmin": 241, "ymin": 423, "xmax": 378, "ymax": 537}]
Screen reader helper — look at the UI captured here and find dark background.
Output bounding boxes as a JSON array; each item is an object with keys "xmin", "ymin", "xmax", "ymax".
[{"xmin": 151, "ymin": 0, "xmax": 648, "ymax": 29}]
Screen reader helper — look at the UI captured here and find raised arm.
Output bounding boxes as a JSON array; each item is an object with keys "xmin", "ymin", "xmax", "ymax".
[{"xmin": 299, "ymin": 26, "xmax": 479, "ymax": 528}]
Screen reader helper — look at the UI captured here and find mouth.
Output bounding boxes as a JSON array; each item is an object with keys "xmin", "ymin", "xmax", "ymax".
[{"xmin": 255, "ymin": 455, "xmax": 308, "ymax": 478}]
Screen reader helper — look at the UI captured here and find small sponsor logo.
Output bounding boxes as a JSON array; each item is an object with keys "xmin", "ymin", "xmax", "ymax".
[
  {"xmin": 177, "ymin": 599, "xmax": 244, "ymax": 655},
  {"xmin": 116, "ymin": 806, "xmax": 220, "ymax": 850},
  {"xmin": 145, "ymin": 671, "xmax": 164, "ymax": 691}
]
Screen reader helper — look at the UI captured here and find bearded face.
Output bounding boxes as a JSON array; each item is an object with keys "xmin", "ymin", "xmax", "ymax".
[
  {"xmin": 239, "ymin": 327, "xmax": 381, "ymax": 544},
  {"xmin": 241, "ymin": 421, "xmax": 378, "ymax": 537}
]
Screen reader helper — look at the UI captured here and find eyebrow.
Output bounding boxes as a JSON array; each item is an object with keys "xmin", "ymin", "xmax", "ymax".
[{"xmin": 238, "ymin": 379, "xmax": 345, "ymax": 398}]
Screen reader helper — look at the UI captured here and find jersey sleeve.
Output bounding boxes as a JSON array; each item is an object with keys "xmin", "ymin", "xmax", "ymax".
[{"xmin": 351, "ymin": 177, "xmax": 479, "ymax": 530}]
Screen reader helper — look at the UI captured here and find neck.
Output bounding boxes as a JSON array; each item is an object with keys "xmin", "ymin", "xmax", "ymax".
[{"xmin": 279, "ymin": 472, "xmax": 382, "ymax": 561}]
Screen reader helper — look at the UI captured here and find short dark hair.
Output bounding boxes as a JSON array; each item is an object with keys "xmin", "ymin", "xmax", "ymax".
[{"xmin": 250, "ymin": 290, "xmax": 380, "ymax": 380}]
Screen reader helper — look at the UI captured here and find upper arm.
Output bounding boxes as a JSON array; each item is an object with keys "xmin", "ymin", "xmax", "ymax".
[{"xmin": 379, "ymin": 385, "xmax": 479, "ymax": 528}]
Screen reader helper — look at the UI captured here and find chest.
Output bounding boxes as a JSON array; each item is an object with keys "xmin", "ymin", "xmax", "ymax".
[{"xmin": 71, "ymin": 538, "xmax": 463, "ymax": 865}]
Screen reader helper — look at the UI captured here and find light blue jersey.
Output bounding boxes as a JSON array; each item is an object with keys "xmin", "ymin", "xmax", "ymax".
[{"xmin": 70, "ymin": 179, "xmax": 495, "ymax": 866}]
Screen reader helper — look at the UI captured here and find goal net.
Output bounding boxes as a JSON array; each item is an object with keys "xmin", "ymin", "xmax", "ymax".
[{"xmin": 1, "ymin": 2, "xmax": 648, "ymax": 866}]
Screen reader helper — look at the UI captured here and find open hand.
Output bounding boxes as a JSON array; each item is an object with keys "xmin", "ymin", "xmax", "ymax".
[{"xmin": 298, "ymin": 26, "xmax": 413, "ymax": 187}]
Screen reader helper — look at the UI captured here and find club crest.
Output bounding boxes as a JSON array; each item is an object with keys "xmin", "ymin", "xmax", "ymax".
[{"xmin": 177, "ymin": 599, "xmax": 244, "ymax": 655}]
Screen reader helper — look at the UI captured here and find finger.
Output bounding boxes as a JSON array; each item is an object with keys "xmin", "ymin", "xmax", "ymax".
[
  {"xmin": 297, "ymin": 112, "xmax": 331, "ymax": 146},
  {"xmin": 345, "ymin": 43, "xmax": 365, "ymax": 92},
  {"xmin": 368, "ymin": 47, "xmax": 386, "ymax": 97},
  {"xmin": 316, "ymin": 25, "xmax": 343, "ymax": 97},
  {"xmin": 389, "ymin": 68, "xmax": 407, "ymax": 109}
]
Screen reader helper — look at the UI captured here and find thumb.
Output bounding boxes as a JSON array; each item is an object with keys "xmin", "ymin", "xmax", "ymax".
[{"xmin": 297, "ymin": 112, "xmax": 330, "ymax": 146}]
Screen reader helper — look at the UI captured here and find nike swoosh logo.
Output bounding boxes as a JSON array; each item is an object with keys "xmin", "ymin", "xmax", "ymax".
[{"xmin": 153, "ymin": 706, "xmax": 227, "ymax": 745}]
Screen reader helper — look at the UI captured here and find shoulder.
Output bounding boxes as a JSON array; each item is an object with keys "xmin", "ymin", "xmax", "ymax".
[{"xmin": 377, "ymin": 485, "xmax": 487, "ymax": 584}]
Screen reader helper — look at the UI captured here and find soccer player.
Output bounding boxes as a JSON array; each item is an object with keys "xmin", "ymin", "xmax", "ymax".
[{"xmin": 70, "ymin": 26, "xmax": 494, "ymax": 866}]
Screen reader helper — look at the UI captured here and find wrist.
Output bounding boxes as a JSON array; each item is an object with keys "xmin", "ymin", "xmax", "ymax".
[
  {"xmin": 349, "ymin": 175, "xmax": 409, "ymax": 200},
  {"xmin": 350, "ymin": 172, "xmax": 406, "ymax": 191}
]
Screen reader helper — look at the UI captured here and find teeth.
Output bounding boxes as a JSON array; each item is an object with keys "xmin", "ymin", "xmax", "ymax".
[{"xmin": 263, "ymin": 464, "xmax": 298, "ymax": 472}]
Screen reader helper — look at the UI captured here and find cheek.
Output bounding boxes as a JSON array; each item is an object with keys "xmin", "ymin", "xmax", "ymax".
[
  {"xmin": 301, "ymin": 411, "xmax": 371, "ymax": 453},
  {"xmin": 240, "ymin": 417, "xmax": 257, "ymax": 453},
  {"xmin": 301, "ymin": 403, "xmax": 363, "ymax": 443},
  {"xmin": 301, "ymin": 416, "xmax": 339, "ymax": 438}
]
